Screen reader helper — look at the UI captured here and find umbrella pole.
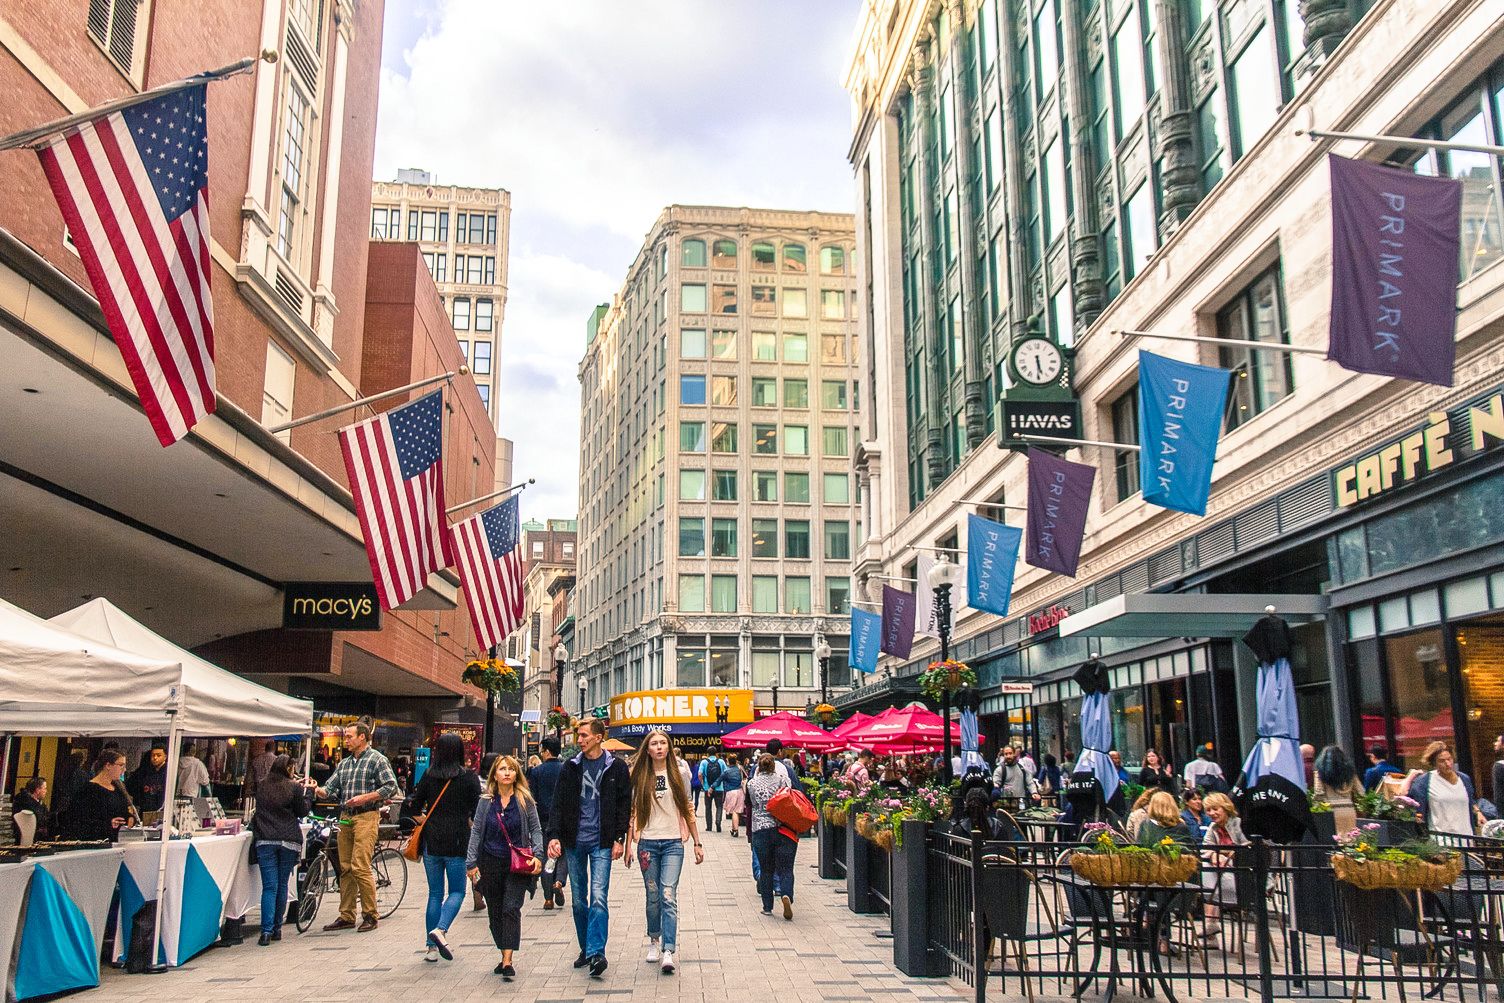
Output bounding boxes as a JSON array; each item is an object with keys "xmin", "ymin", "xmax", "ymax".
[{"xmin": 147, "ymin": 713, "xmax": 183, "ymax": 973}]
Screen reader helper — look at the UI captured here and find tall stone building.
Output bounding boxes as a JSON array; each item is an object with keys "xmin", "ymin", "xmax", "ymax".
[
  {"xmin": 369, "ymin": 169, "xmax": 511, "ymax": 423},
  {"xmin": 845, "ymin": 0, "xmax": 1504, "ymax": 789},
  {"xmin": 575, "ymin": 206, "xmax": 862, "ymax": 713}
]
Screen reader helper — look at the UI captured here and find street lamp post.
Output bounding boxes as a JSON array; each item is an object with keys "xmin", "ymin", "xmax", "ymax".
[
  {"xmin": 815, "ymin": 635, "xmax": 833, "ymax": 707},
  {"xmin": 552, "ymin": 643, "xmax": 568, "ymax": 741},
  {"xmin": 771, "ymin": 683, "xmax": 779, "ymax": 713},
  {"xmin": 577, "ymin": 674, "xmax": 588, "ymax": 719},
  {"xmin": 926, "ymin": 557, "xmax": 964, "ymax": 785}
]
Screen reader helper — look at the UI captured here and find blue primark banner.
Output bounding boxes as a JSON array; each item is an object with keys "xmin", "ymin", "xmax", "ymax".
[
  {"xmin": 966, "ymin": 514, "xmax": 1022, "ymax": 616},
  {"xmin": 851, "ymin": 607, "xmax": 882, "ymax": 674},
  {"xmin": 1137, "ymin": 350, "xmax": 1231, "ymax": 516}
]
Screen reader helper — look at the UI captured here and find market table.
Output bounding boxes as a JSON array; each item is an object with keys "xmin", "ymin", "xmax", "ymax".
[
  {"xmin": 2, "ymin": 846, "xmax": 126, "ymax": 1002},
  {"xmin": 116, "ymin": 832, "xmax": 254, "ymax": 968}
]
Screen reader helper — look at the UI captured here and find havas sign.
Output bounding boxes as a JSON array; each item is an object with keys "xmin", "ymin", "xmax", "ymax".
[
  {"xmin": 998, "ymin": 399, "xmax": 1083, "ymax": 449},
  {"xmin": 282, "ymin": 583, "xmax": 382, "ymax": 631}
]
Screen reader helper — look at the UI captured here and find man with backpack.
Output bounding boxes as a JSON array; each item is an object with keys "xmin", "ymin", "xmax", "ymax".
[{"xmin": 700, "ymin": 753, "xmax": 725, "ymax": 832}]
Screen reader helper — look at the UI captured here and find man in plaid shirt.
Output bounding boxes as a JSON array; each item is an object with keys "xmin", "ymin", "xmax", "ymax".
[{"xmin": 311, "ymin": 721, "xmax": 397, "ymax": 931}]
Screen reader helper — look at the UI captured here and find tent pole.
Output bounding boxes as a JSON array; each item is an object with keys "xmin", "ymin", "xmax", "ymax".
[
  {"xmin": 302, "ymin": 720, "xmax": 314, "ymax": 782},
  {"xmin": 0, "ymin": 733, "xmax": 11, "ymax": 798},
  {"xmin": 146, "ymin": 712, "xmax": 183, "ymax": 973}
]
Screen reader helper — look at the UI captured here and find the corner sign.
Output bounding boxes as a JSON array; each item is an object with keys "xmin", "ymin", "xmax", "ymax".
[
  {"xmin": 1332, "ymin": 391, "xmax": 1504, "ymax": 507},
  {"xmin": 282, "ymin": 583, "xmax": 382, "ymax": 630}
]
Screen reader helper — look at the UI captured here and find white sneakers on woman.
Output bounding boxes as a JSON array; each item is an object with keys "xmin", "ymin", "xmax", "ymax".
[
  {"xmin": 661, "ymin": 950, "xmax": 676, "ymax": 974},
  {"xmin": 645, "ymin": 942, "xmax": 661, "ymax": 963},
  {"xmin": 645, "ymin": 942, "xmax": 675, "ymax": 973}
]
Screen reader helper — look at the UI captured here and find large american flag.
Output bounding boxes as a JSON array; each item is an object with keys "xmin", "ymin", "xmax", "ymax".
[
  {"xmin": 35, "ymin": 83, "xmax": 216, "ymax": 447},
  {"xmin": 338, "ymin": 390, "xmax": 456, "ymax": 610},
  {"xmin": 453, "ymin": 494, "xmax": 524, "ymax": 651}
]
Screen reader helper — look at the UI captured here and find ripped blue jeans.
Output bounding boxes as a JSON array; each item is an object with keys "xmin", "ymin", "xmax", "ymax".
[{"xmin": 636, "ymin": 838, "xmax": 684, "ymax": 953}]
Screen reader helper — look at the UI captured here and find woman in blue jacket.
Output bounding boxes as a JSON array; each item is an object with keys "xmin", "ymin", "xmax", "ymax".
[{"xmin": 1401, "ymin": 741, "xmax": 1484, "ymax": 838}]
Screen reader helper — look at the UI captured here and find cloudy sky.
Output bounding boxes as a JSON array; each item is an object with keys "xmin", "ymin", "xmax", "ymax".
[{"xmin": 374, "ymin": 1, "xmax": 861, "ymax": 522}]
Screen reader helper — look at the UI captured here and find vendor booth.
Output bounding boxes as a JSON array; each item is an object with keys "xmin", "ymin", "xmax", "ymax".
[{"xmin": 0, "ymin": 597, "xmax": 313, "ymax": 998}]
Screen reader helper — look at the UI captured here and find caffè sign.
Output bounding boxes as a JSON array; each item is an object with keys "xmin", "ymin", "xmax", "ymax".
[{"xmin": 1332, "ymin": 390, "xmax": 1504, "ymax": 508}]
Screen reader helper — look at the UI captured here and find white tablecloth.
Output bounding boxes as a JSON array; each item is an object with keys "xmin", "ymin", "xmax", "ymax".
[
  {"xmin": 0, "ymin": 862, "xmax": 32, "ymax": 1001},
  {"xmin": 117, "ymin": 832, "xmax": 253, "ymax": 967}
]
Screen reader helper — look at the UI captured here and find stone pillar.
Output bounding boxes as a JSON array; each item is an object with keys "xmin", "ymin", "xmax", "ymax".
[
  {"xmin": 1060, "ymin": 1, "xmax": 1105, "ymax": 326},
  {"xmin": 911, "ymin": 36, "xmax": 948, "ymax": 488},
  {"xmin": 946, "ymin": 0, "xmax": 989, "ymax": 449},
  {"xmin": 995, "ymin": 0, "xmax": 1034, "ymax": 345},
  {"xmin": 1151, "ymin": 0, "xmax": 1201, "ymax": 237}
]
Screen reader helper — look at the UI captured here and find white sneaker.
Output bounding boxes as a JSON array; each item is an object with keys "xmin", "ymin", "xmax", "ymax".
[
  {"xmin": 661, "ymin": 950, "xmax": 676, "ymax": 974},
  {"xmin": 645, "ymin": 942, "xmax": 661, "ymax": 963},
  {"xmin": 424, "ymin": 946, "xmax": 439, "ymax": 963}
]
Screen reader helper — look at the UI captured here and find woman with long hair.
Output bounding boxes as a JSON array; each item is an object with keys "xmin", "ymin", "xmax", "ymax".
[
  {"xmin": 746, "ymin": 753, "xmax": 797, "ymax": 920},
  {"xmin": 623, "ymin": 730, "xmax": 703, "ymax": 974},
  {"xmin": 466, "ymin": 755, "xmax": 544, "ymax": 981},
  {"xmin": 720, "ymin": 754, "xmax": 746, "ymax": 836},
  {"xmin": 405, "ymin": 733, "xmax": 481, "ymax": 963},
  {"xmin": 57, "ymin": 750, "xmax": 133, "ymax": 842},
  {"xmin": 249, "ymin": 754, "xmax": 309, "ymax": 945}
]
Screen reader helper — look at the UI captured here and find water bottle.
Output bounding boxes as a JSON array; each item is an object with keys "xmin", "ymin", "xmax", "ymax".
[{"xmin": 544, "ymin": 855, "xmax": 556, "ymax": 875}]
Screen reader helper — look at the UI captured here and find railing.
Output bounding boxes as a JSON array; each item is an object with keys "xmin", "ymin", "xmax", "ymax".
[{"xmin": 922, "ymin": 828, "xmax": 1504, "ymax": 1003}]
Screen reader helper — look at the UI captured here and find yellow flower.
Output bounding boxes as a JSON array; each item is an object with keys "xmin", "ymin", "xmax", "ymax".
[{"xmin": 1159, "ymin": 837, "xmax": 1174, "ymax": 847}]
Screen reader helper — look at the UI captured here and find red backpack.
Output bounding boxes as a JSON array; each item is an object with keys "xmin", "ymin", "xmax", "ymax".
[{"xmin": 767, "ymin": 787, "xmax": 818, "ymax": 834}]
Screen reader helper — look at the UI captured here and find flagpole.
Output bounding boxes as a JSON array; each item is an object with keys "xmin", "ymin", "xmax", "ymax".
[
  {"xmin": 872, "ymin": 575, "xmax": 918, "ymax": 584},
  {"xmin": 956, "ymin": 498, "xmax": 1027, "ymax": 511},
  {"xmin": 1295, "ymin": 127, "xmax": 1504, "ymax": 158},
  {"xmin": 1021, "ymin": 434, "xmax": 1142, "ymax": 453},
  {"xmin": 912, "ymin": 545, "xmax": 962, "ymax": 554},
  {"xmin": 1118, "ymin": 329, "xmax": 1327, "ymax": 356},
  {"xmin": 446, "ymin": 478, "xmax": 535, "ymax": 516},
  {"xmin": 0, "ymin": 53, "xmax": 276, "ymax": 152},
  {"xmin": 265, "ymin": 369, "xmax": 464, "ymax": 434}
]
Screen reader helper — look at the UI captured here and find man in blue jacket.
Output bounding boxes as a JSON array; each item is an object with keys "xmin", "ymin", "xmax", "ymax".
[{"xmin": 527, "ymin": 737, "xmax": 565, "ymax": 909}]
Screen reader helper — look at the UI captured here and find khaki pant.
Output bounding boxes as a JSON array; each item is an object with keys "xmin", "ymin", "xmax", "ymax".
[{"xmin": 336, "ymin": 810, "xmax": 379, "ymax": 921}]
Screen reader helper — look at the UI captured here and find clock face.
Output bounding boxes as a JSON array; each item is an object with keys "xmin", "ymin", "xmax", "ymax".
[{"xmin": 1014, "ymin": 338, "xmax": 1063, "ymax": 386}]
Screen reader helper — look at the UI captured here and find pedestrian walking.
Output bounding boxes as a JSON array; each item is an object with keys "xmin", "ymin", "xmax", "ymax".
[
  {"xmin": 546, "ymin": 718, "xmax": 631, "ymax": 980},
  {"xmin": 526, "ymin": 737, "xmax": 566, "ymax": 909},
  {"xmin": 686, "ymin": 753, "xmax": 702, "ymax": 811},
  {"xmin": 310, "ymin": 721, "xmax": 398, "ymax": 932},
  {"xmin": 404, "ymin": 733, "xmax": 481, "ymax": 963},
  {"xmin": 624, "ymin": 730, "xmax": 703, "ymax": 975},
  {"xmin": 249, "ymin": 755, "xmax": 309, "ymax": 946},
  {"xmin": 746, "ymin": 753, "xmax": 797, "ymax": 920},
  {"xmin": 700, "ymin": 752, "xmax": 725, "ymax": 832},
  {"xmin": 720, "ymin": 754, "xmax": 746, "ymax": 837},
  {"xmin": 466, "ymin": 755, "xmax": 544, "ymax": 980}
]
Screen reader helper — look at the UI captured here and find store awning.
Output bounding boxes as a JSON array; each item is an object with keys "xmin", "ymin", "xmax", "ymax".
[{"xmin": 1057, "ymin": 594, "xmax": 1329, "ymax": 639}]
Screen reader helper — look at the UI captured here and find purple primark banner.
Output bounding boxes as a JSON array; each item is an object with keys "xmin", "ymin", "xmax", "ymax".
[
  {"xmin": 1025, "ymin": 448, "xmax": 1095, "ymax": 578},
  {"xmin": 879, "ymin": 585, "xmax": 916, "ymax": 658},
  {"xmin": 1327, "ymin": 154, "xmax": 1461, "ymax": 387}
]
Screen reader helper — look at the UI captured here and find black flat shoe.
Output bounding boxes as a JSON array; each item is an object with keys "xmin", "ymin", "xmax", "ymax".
[
  {"xmin": 270, "ymin": 929, "xmax": 282, "ymax": 942},
  {"xmin": 257, "ymin": 933, "xmax": 272, "ymax": 947},
  {"xmin": 501, "ymin": 964, "xmax": 516, "ymax": 980},
  {"xmin": 573, "ymin": 950, "xmax": 589, "ymax": 968}
]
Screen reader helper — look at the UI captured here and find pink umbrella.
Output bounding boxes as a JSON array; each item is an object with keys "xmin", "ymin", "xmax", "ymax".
[
  {"xmin": 721, "ymin": 711, "xmax": 838, "ymax": 751},
  {"xmin": 828, "ymin": 712, "xmax": 872, "ymax": 742},
  {"xmin": 843, "ymin": 704, "xmax": 947, "ymax": 752}
]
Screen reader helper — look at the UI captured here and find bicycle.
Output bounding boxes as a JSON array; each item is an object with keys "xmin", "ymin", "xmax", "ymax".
[{"xmin": 294, "ymin": 804, "xmax": 409, "ymax": 932}]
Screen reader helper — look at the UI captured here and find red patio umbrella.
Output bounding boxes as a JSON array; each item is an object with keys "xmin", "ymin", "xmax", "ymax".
[
  {"xmin": 828, "ymin": 712, "xmax": 873, "ymax": 743},
  {"xmin": 842, "ymin": 704, "xmax": 947, "ymax": 752},
  {"xmin": 721, "ymin": 711, "xmax": 839, "ymax": 751}
]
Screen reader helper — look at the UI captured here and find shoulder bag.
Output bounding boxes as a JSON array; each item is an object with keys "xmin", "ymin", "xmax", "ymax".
[
  {"xmin": 496, "ymin": 800, "xmax": 537, "ymax": 874},
  {"xmin": 401, "ymin": 778, "xmax": 452, "ymax": 862}
]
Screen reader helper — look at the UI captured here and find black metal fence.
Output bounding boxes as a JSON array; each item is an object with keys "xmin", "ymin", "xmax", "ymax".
[{"xmin": 921, "ymin": 829, "xmax": 1504, "ymax": 1003}]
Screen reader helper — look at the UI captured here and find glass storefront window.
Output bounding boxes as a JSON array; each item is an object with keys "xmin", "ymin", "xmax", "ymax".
[
  {"xmin": 1458, "ymin": 615, "xmax": 1504, "ymax": 801},
  {"xmin": 1446, "ymin": 577, "xmax": 1490, "ymax": 619},
  {"xmin": 1383, "ymin": 627, "xmax": 1451, "ymax": 771},
  {"xmin": 1110, "ymin": 687, "xmax": 1147, "ymax": 765}
]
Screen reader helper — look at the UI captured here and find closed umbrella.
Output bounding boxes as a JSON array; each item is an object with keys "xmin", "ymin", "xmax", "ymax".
[
  {"xmin": 957, "ymin": 687, "xmax": 986, "ymax": 773},
  {"xmin": 1232, "ymin": 610, "xmax": 1311, "ymax": 843},
  {"xmin": 721, "ymin": 711, "xmax": 837, "ymax": 751},
  {"xmin": 1066, "ymin": 656, "xmax": 1123, "ymax": 816}
]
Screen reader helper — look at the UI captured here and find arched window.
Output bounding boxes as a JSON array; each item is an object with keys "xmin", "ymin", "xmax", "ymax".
[
  {"xmin": 712, "ymin": 239, "xmax": 737, "ymax": 268},
  {"xmin": 783, "ymin": 242, "xmax": 807, "ymax": 272},
  {"xmin": 681, "ymin": 238, "xmax": 706, "ymax": 267},
  {"xmin": 751, "ymin": 241, "xmax": 776, "ymax": 270},
  {"xmin": 819, "ymin": 245, "xmax": 847, "ymax": 274}
]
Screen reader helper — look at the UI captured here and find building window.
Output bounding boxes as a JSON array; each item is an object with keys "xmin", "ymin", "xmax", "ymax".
[
  {"xmin": 783, "ymin": 378, "xmax": 808, "ymax": 409},
  {"xmin": 681, "ymin": 329, "xmax": 706, "ymax": 358},
  {"xmin": 752, "ymin": 518, "xmax": 778, "ymax": 558},
  {"xmin": 276, "ymin": 81, "xmax": 311, "ymax": 264},
  {"xmin": 783, "ymin": 332, "xmax": 808, "ymax": 362},
  {"xmin": 784, "ymin": 425, "xmax": 809, "ymax": 456},
  {"xmin": 452, "ymin": 297, "xmax": 471, "ymax": 331},
  {"xmin": 1035, "ymin": 0, "xmax": 1060, "ymax": 97},
  {"xmin": 1229, "ymin": 24, "xmax": 1283, "ymax": 158},
  {"xmin": 821, "ymin": 426, "xmax": 849, "ymax": 457},
  {"xmin": 785, "ymin": 472, "xmax": 810, "ymax": 503},
  {"xmin": 679, "ymin": 469, "xmax": 706, "ymax": 501},
  {"xmin": 785, "ymin": 520, "xmax": 811, "ymax": 559},
  {"xmin": 752, "ymin": 331, "xmax": 777, "ymax": 361},
  {"xmin": 826, "ymin": 577, "xmax": 851, "ymax": 615},
  {"xmin": 712, "ymin": 239, "xmax": 737, "ymax": 268},
  {"xmin": 820, "ymin": 289, "xmax": 846, "ymax": 320},
  {"xmin": 712, "ymin": 470, "xmax": 737, "ymax": 501},
  {"xmin": 751, "ymin": 241, "xmax": 776, "ymax": 270},
  {"xmin": 819, "ymin": 245, "xmax": 846, "ymax": 274},
  {"xmin": 1218, "ymin": 263, "xmax": 1293, "ymax": 429},
  {"xmin": 678, "ymin": 518, "xmax": 705, "ymax": 557},
  {"xmin": 751, "ymin": 377, "xmax": 777, "ymax": 407},
  {"xmin": 1111, "ymin": 385, "xmax": 1140, "ymax": 502},
  {"xmin": 710, "ymin": 421, "xmax": 737, "ymax": 452},
  {"xmin": 681, "ymin": 284, "xmax": 707, "ymax": 312},
  {"xmin": 1415, "ymin": 73, "xmax": 1504, "ymax": 282},
  {"xmin": 710, "ymin": 329, "xmax": 736, "ymax": 359},
  {"xmin": 704, "ymin": 284, "xmax": 733, "ymax": 314},
  {"xmin": 681, "ymin": 238, "xmax": 706, "ymax": 267},
  {"xmin": 711, "ymin": 575, "xmax": 737, "ymax": 613},
  {"xmin": 711, "ymin": 375, "xmax": 736, "ymax": 406},
  {"xmin": 784, "ymin": 287, "xmax": 809, "ymax": 318},
  {"xmin": 1123, "ymin": 183, "xmax": 1157, "ymax": 280},
  {"xmin": 786, "ymin": 577, "xmax": 812, "ymax": 614},
  {"xmin": 261, "ymin": 340, "xmax": 296, "ymax": 443},
  {"xmin": 456, "ymin": 212, "xmax": 495, "ymax": 245},
  {"xmin": 752, "ymin": 650, "xmax": 780, "ymax": 686},
  {"xmin": 823, "ymin": 472, "xmax": 849, "ymax": 504},
  {"xmin": 711, "ymin": 518, "xmax": 737, "ymax": 557},
  {"xmin": 753, "ymin": 424, "xmax": 778, "ymax": 455},
  {"xmin": 824, "ymin": 520, "xmax": 850, "ymax": 560},
  {"xmin": 750, "ymin": 285, "xmax": 776, "ymax": 316},
  {"xmin": 471, "ymin": 340, "xmax": 492, "ymax": 375},
  {"xmin": 752, "ymin": 576, "xmax": 778, "ymax": 613},
  {"xmin": 1111, "ymin": 3, "xmax": 1148, "ymax": 139},
  {"xmin": 371, "ymin": 207, "xmax": 401, "ymax": 239},
  {"xmin": 531, "ymin": 541, "xmax": 544, "ymax": 558},
  {"xmin": 680, "ymin": 375, "xmax": 706, "ymax": 405},
  {"xmin": 680, "ymin": 421, "xmax": 706, "ymax": 452},
  {"xmin": 783, "ymin": 243, "xmax": 806, "ymax": 272},
  {"xmin": 476, "ymin": 383, "xmax": 490, "ymax": 412},
  {"xmin": 87, "ymin": 0, "xmax": 149, "ymax": 79},
  {"xmin": 457, "ymin": 339, "xmax": 469, "ymax": 362},
  {"xmin": 821, "ymin": 334, "xmax": 846, "ymax": 365},
  {"xmin": 753, "ymin": 470, "xmax": 778, "ymax": 501},
  {"xmin": 474, "ymin": 298, "xmax": 494, "ymax": 332},
  {"xmin": 678, "ymin": 574, "xmax": 705, "ymax": 612}
]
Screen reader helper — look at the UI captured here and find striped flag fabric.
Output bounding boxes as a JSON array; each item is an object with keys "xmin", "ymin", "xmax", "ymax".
[
  {"xmin": 338, "ymin": 389, "xmax": 456, "ymax": 610},
  {"xmin": 453, "ymin": 494, "xmax": 524, "ymax": 650},
  {"xmin": 35, "ymin": 82, "xmax": 216, "ymax": 446}
]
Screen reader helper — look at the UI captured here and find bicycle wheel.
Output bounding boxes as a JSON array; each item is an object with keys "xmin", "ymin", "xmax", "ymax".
[
  {"xmin": 372, "ymin": 847, "xmax": 407, "ymax": 918},
  {"xmin": 295, "ymin": 855, "xmax": 327, "ymax": 933}
]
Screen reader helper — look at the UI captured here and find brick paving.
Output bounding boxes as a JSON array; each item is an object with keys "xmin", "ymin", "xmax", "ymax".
[{"xmin": 92, "ymin": 826, "xmax": 971, "ymax": 1002}]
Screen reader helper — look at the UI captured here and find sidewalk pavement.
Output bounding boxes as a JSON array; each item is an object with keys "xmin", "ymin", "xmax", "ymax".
[{"xmin": 92, "ymin": 825, "xmax": 970, "ymax": 1002}]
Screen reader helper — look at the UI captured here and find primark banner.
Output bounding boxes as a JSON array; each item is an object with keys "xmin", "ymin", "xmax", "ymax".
[
  {"xmin": 879, "ymin": 585, "xmax": 916, "ymax": 658},
  {"xmin": 966, "ymin": 514, "xmax": 1022, "ymax": 616},
  {"xmin": 1327, "ymin": 154, "xmax": 1461, "ymax": 387},
  {"xmin": 1137, "ymin": 350, "xmax": 1232, "ymax": 516},
  {"xmin": 1025, "ymin": 448, "xmax": 1095, "ymax": 577},
  {"xmin": 851, "ymin": 607, "xmax": 881, "ymax": 674}
]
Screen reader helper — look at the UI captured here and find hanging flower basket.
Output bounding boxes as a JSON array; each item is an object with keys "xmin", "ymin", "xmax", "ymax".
[
  {"xmin": 545, "ymin": 706, "xmax": 571, "ymax": 732},
  {"xmin": 871, "ymin": 827, "xmax": 895, "ymax": 852},
  {"xmin": 855, "ymin": 812, "xmax": 877, "ymax": 840},
  {"xmin": 828, "ymin": 805, "xmax": 849, "ymax": 827},
  {"xmin": 918, "ymin": 659, "xmax": 977, "ymax": 701},
  {"xmin": 1332, "ymin": 853, "xmax": 1462, "ymax": 891},
  {"xmin": 462, "ymin": 658, "xmax": 520, "ymax": 694},
  {"xmin": 1070, "ymin": 850, "xmax": 1199, "ymax": 887}
]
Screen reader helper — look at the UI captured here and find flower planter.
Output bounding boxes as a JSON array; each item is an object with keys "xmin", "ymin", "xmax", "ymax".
[
  {"xmin": 890, "ymin": 820, "xmax": 941, "ymax": 977},
  {"xmin": 817, "ymin": 815, "xmax": 845, "ymax": 880},
  {"xmin": 871, "ymin": 827, "xmax": 895, "ymax": 852},
  {"xmin": 846, "ymin": 818, "xmax": 879, "ymax": 914},
  {"xmin": 1069, "ymin": 851, "xmax": 1199, "ymax": 887},
  {"xmin": 1332, "ymin": 853, "xmax": 1462, "ymax": 891}
]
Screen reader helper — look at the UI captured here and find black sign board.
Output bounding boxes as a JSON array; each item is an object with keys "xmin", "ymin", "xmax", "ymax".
[
  {"xmin": 282, "ymin": 583, "xmax": 382, "ymax": 631},
  {"xmin": 998, "ymin": 398, "xmax": 1084, "ymax": 450}
]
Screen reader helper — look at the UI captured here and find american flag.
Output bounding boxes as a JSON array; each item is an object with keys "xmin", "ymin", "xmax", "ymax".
[
  {"xmin": 338, "ymin": 389, "xmax": 456, "ymax": 610},
  {"xmin": 35, "ymin": 83, "xmax": 216, "ymax": 447},
  {"xmin": 453, "ymin": 494, "xmax": 524, "ymax": 650}
]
